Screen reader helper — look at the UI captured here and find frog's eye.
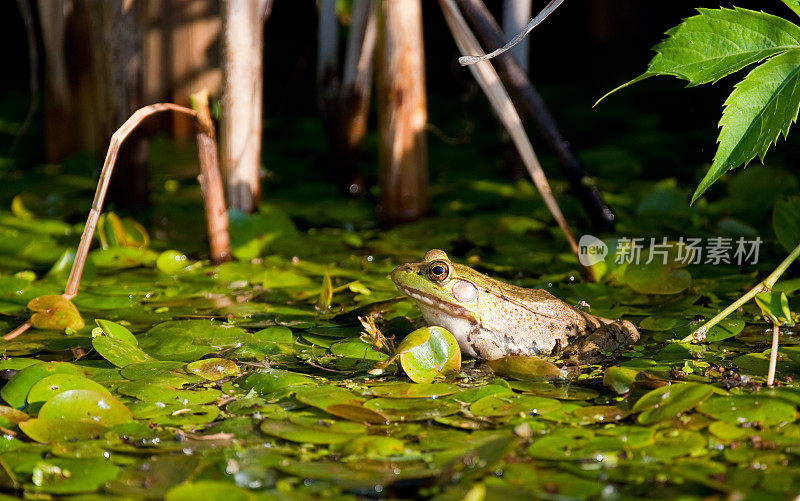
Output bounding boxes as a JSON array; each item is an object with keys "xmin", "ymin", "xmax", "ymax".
[{"xmin": 428, "ymin": 261, "xmax": 450, "ymax": 282}]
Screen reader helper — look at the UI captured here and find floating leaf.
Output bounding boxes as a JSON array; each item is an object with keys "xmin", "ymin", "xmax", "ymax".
[
  {"xmin": 28, "ymin": 295, "xmax": 85, "ymax": 331},
  {"xmin": 240, "ymin": 368, "xmax": 316, "ymax": 394},
  {"xmin": 487, "ymin": 356, "xmax": 565, "ymax": 381},
  {"xmin": 186, "ymin": 358, "xmax": 239, "ymax": 381},
  {"xmin": 27, "ymin": 374, "xmax": 111, "ymax": 405},
  {"xmin": 29, "ymin": 458, "xmax": 120, "ymax": 494},
  {"xmin": 165, "ymin": 480, "xmax": 254, "ymax": 501},
  {"xmin": 260, "ymin": 418, "xmax": 367, "ymax": 444},
  {"xmin": 704, "ymin": 317, "xmax": 746, "ymax": 342},
  {"xmin": 602, "ymin": 365, "xmax": 641, "ymax": 394},
  {"xmin": 623, "ymin": 243, "xmax": 692, "ymax": 295},
  {"xmin": 1, "ymin": 361, "xmax": 80, "ymax": 408},
  {"xmin": 632, "ymin": 383, "xmax": 713, "ymax": 424},
  {"xmin": 366, "ymin": 382, "xmax": 459, "ymax": 399},
  {"xmin": 92, "ymin": 336, "xmax": 153, "ymax": 368},
  {"xmin": 19, "ymin": 418, "xmax": 108, "ymax": 443},
  {"xmin": 38, "ymin": 389, "xmax": 133, "ymax": 426},
  {"xmin": 395, "ymin": 326, "xmax": 461, "ymax": 383},
  {"xmin": 294, "ymin": 386, "xmax": 388, "ymax": 423},
  {"xmin": 698, "ymin": 395, "xmax": 797, "ymax": 425},
  {"xmin": 94, "ymin": 319, "xmax": 138, "ymax": 345},
  {"xmin": 573, "ymin": 405, "xmax": 630, "ymax": 424},
  {"xmin": 469, "ymin": 394, "xmax": 561, "ymax": 417},
  {"xmin": 156, "ymin": 250, "xmax": 190, "ymax": 273},
  {"xmin": 363, "ymin": 397, "xmax": 461, "ymax": 421}
]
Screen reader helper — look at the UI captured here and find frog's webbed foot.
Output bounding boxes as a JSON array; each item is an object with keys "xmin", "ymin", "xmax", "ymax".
[{"xmin": 565, "ymin": 319, "xmax": 639, "ymax": 365}]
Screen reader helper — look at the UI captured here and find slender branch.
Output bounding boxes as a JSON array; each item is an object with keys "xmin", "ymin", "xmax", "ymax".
[
  {"xmin": 3, "ymin": 321, "xmax": 31, "ymax": 342},
  {"xmin": 64, "ymin": 103, "xmax": 197, "ymax": 299},
  {"xmin": 4, "ymin": 102, "xmax": 233, "ymax": 342},
  {"xmin": 683, "ymin": 241, "xmax": 800, "ymax": 342},
  {"xmin": 768, "ymin": 323, "xmax": 779, "ymax": 386},
  {"xmin": 439, "ymin": 0, "xmax": 590, "ymax": 279}
]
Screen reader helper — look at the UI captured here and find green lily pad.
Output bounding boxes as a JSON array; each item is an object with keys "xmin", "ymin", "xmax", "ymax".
[
  {"xmin": 508, "ymin": 381, "xmax": 600, "ymax": 400},
  {"xmin": 19, "ymin": 418, "xmax": 109, "ymax": 443},
  {"xmin": 1, "ymin": 362, "xmax": 80, "ymax": 408},
  {"xmin": 28, "ymin": 295, "xmax": 85, "ymax": 331},
  {"xmin": 186, "ymin": 358, "xmax": 240, "ymax": 381},
  {"xmin": 38, "ymin": 389, "xmax": 133, "ymax": 426},
  {"xmin": 487, "ymin": 356, "xmax": 565, "ymax": 381},
  {"xmin": 156, "ymin": 250, "xmax": 190, "ymax": 274},
  {"xmin": 573, "ymin": 405, "xmax": 630, "ymax": 424},
  {"xmin": 469, "ymin": 394, "xmax": 561, "ymax": 417},
  {"xmin": 106, "ymin": 455, "xmax": 200, "ymax": 499},
  {"xmin": 92, "ymin": 336, "xmax": 153, "ymax": 368},
  {"xmin": 260, "ymin": 418, "xmax": 367, "ymax": 444},
  {"xmin": 698, "ymin": 396, "xmax": 797, "ymax": 426},
  {"xmin": 165, "ymin": 480, "xmax": 254, "ymax": 501},
  {"xmin": 363, "ymin": 397, "xmax": 461, "ymax": 421},
  {"xmin": 240, "ymin": 368, "xmax": 316, "ymax": 394},
  {"xmin": 119, "ymin": 361, "xmax": 186, "ymax": 380},
  {"xmin": 94, "ymin": 319, "xmax": 138, "ymax": 345},
  {"xmin": 27, "ymin": 374, "xmax": 112, "ymax": 405},
  {"xmin": 632, "ymin": 383, "xmax": 713, "ymax": 424},
  {"xmin": 395, "ymin": 326, "xmax": 461, "ymax": 383},
  {"xmin": 623, "ymin": 243, "xmax": 692, "ymax": 295},
  {"xmin": 293, "ymin": 386, "xmax": 388, "ymax": 423},
  {"xmin": 704, "ymin": 318, "xmax": 746, "ymax": 342},
  {"xmin": 366, "ymin": 382, "xmax": 459, "ymax": 398},
  {"xmin": 528, "ymin": 428, "xmax": 623, "ymax": 460},
  {"xmin": 29, "ymin": 458, "xmax": 120, "ymax": 494}
]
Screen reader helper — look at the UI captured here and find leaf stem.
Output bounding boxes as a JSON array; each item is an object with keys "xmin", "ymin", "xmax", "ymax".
[
  {"xmin": 682, "ymin": 240, "xmax": 800, "ymax": 342},
  {"xmin": 768, "ymin": 323, "xmax": 780, "ymax": 386}
]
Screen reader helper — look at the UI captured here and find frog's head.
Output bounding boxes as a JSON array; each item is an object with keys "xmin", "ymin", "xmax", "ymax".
[{"xmin": 391, "ymin": 249, "xmax": 483, "ymax": 310}]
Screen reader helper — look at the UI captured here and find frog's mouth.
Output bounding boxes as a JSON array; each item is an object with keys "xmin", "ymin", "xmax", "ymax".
[{"xmin": 395, "ymin": 284, "xmax": 478, "ymax": 322}]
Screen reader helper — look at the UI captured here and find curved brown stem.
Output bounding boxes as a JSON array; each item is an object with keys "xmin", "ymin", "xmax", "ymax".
[{"xmin": 5, "ymin": 101, "xmax": 231, "ymax": 342}]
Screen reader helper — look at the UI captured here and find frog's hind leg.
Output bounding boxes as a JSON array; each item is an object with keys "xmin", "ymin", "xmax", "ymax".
[{"xmin": 568, "ymin": 319, "xmax": 639, "ymax": 364}]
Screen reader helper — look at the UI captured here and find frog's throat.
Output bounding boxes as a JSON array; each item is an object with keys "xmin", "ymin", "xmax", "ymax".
[{"xmin": 395, "ymin": 285, "xmax": 479, "ymax": 323}]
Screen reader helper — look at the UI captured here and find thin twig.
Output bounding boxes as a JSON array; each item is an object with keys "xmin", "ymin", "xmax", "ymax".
[
  {"xmin": 768, "ymin": 323, "xmax": 780, "ymax": 386},
  {"xmin": 3, "ymin": 321, "xmax": 31, "ymax": 342},
  {"xmin": 458, "ymin": 0, "xmax": 565, "ymax": 66}
]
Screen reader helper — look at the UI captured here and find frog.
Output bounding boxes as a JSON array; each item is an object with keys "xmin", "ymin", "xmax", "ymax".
[{"xmin": 391, "ymin": 249, "xmax": 639, "ymax": 363}]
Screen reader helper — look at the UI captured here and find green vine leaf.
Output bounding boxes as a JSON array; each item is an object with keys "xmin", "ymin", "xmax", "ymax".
[
  {"xmin": 781, "ymin": 0, "xmax": 800, "ymax": 19},
  {"xmin": 694, "ymin": 49, "xmax": 800, "ymax": 202}
]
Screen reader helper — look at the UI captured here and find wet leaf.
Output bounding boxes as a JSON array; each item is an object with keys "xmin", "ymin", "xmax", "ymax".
[
  {"xmin": 157, "ymin": 250, "xmax": 190, "ymax": 273},
  {"xmin": 573, "ymin": 405, "xmax": 630, "ymax": 424},
  {"xmin": 756, "ymin": 291, "xmax": 794, "ymax": 325},
  {"xmin": 487, "ymin": 356, "xmax": 565, "ymax": 381},
  {"xmin": 91, "ymin": 336, "xmax": 153, "ymax": 367},
  {"xmin": 240, "ymin": 368, "xmax": 316, "ymax": 394},
  {"xmin": 363, "ymin": 397, "xmax": 461, "ymax": 421},
  {"xmin": 94, "ymin": 318, "xmax": 138, "ymax": 345},
  {"xmin": 186, "ymin": 358, "xmax": 239, "ymax": 381},
  {"xmin": 165, "ymin": 480, "xmax": 254, "ymax": 501},
  {"xmin": 366, "ymin": 382, "xmax": 459, "ymax": 398},
  {"xmin": 38, "ymin": 389, "xmax": 133, "ymax": 426},
  {"xmin": 19, "ymin": 419, "xmax": 109, "ymax": 443},
  {"xmin": 396, "ymin": 326, "xmax": 461, "ymax": 383},
  {"xmin": 1, "ymin": 361, "xmax": 80, "ymax": 408},
  {"xmin": 26, "ymin": 373, "xmax": 111, "ymax": 405},
  {"xmin": 293, "ymin": 386, "xmax": 388, "ymax": 423},
  {"xmin": 29, "ymin": 458, "xmax": 120, "ymax": 494},
  {"xmin": 260, "ymin": 417, "xmax": 367, "ymax": 444},
  {"xmin": 632, "ymin": 383, "xmax": 713, "ymax": 424},
  {"xmin": 469, "ymin": 394, "xmax": 561, "ymax": 417},
  {"xmin": 698, "ymin": 395, "xmax": 797, "ymax": 425},
  {"xmin": 28, "ymin": 295, "xmax": 85, "ymax": 331}
]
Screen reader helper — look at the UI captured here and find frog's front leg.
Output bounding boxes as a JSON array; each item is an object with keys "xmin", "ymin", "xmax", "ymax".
[{"xmin": 566, "ymin": 319, "xmax": 639, "ymax": 364}]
